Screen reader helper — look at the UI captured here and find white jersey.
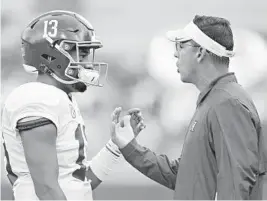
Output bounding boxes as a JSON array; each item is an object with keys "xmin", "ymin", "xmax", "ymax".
[{"xmin": 2, "ymin": 82, "xmax": 93, "ymax": 200}]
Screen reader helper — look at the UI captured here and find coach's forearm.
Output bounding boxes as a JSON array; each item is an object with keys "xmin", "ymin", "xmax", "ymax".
[
  {"xmin": 120, "ymin": 139, "xmax": 178, "ymax": 190},
  {"xmin": 34, "ymin": 183, "xmax": 67, "ymax": 200}
]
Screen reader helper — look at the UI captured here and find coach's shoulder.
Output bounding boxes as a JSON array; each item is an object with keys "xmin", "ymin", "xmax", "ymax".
[{"xmin": 207, "ymin": 97, "xmax": 255, "ymax": 129}]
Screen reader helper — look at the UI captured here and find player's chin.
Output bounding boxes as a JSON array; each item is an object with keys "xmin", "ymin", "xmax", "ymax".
[{"xmin": 72, "ymin": 82, "xmax": 87, "ymax": 93}]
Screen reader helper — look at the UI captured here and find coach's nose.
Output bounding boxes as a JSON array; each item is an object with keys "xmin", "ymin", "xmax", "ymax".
[{"xmin": 174, "ymin": 51, "xmax": 179, "ymax": 59}]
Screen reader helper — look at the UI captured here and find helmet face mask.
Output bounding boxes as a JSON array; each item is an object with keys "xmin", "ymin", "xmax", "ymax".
[
  {"xmin": 46, "ymin": 36, "xmax": 108, "ymax": 87},
  {"xmin": 21, "ymin": 10, "xmax": 108, "ymax": 88}
]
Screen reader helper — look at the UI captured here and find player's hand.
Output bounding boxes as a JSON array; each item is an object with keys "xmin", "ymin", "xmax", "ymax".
[
  {"xmin": 110, "ymin": 107, "xmax": 138, "ymax": 149},
  {"xmin": 127, "ymin": 108, "xmax": 146, "ymax": 137}
]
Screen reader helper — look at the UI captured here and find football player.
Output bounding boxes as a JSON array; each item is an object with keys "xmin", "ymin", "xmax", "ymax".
[{"xmin": 1, "ymin": 10, "xmax": 144, "ymax": 200}]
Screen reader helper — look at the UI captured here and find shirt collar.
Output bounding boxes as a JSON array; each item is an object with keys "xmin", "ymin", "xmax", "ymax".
[{"xmin": 196, "ymin": 72, "xmax": 237, "ymax": 106}]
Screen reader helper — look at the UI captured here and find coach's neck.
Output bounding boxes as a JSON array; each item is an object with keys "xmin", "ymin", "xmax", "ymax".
[{"xmin": 194, "ymin": 62, "xmax": 229, "ymax": 92}]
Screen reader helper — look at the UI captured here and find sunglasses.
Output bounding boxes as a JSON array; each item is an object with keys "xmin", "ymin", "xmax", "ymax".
[{"xmin": 175, "ymin": 41, "xmax": 199, "ymax": 52}]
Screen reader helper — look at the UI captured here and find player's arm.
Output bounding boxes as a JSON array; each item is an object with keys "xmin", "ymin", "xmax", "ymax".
[
  {"xmin": 85, "ymin": 166, "xmax": 101, "ymax": 190},
  {"xmin": 111, "ymin": 108, "xmax": 179, "ymax": 190},
  {"xmin": 86, "ymin": 140, "xmax": 121, "ymax": 190},
  {"xmin": 208, "ymin": 99, "xmax": 259, "ymax": 199},
  {"xmin": 18, "ymin": 117, "xmax": 67, "ymax": 200}
]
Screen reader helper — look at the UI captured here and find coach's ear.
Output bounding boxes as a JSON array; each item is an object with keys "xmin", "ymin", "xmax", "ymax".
[{"xmin": 196, "ymin": 47, "xmax": 207, "ymax": 63}]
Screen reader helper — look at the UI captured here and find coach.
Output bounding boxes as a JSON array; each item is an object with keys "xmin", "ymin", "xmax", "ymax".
[{"xmin": 111, "ymin": 15, "xmax": 267, "ymax": 199}]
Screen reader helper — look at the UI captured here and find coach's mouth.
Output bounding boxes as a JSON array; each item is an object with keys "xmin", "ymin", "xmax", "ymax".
[{"xmin": 176, "ymin": 62, "xmax": 180, "ymax": 73}]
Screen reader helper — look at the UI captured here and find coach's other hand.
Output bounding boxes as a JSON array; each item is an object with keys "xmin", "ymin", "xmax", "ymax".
[{"xmin": 127, "ymin": 108, "xmax": 146, "ymax": 137}]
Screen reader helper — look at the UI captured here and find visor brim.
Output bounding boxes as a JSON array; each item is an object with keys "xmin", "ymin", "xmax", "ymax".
[{"xmin": 166, "ymin": 29, "xmax": 192, "ymax": 42}]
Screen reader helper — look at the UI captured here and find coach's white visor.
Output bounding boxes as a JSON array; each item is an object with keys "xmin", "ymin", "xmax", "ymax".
[{"xmin": 166, "ymin": 21, "xmax": 235, "ymax": 57}]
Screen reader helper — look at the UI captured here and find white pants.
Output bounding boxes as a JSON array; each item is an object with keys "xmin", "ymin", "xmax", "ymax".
[{"xmin": 13, "ymin": 175, "xmax": 93, "ymax": 200}]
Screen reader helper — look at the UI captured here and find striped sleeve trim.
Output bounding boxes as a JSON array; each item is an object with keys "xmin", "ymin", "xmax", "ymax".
[{"xmin": 16, "ymin": 117, "xmax": 53, "ymax": 131}]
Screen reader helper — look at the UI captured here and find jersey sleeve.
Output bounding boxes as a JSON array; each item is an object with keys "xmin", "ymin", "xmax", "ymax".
[
  {"xmin": 16, "ymin": 117, "xmax": 54, "ymax": 131},
  {"xmin": 9, "ymin": 101, "xmax": 60, "ymax": 131},
  {"xmin": 4, "ymin": 84, "xmax": 69, "ymax": 131}
]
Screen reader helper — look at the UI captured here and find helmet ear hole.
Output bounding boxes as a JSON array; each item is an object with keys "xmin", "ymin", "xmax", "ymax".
[{"xmin": 41, "ymin": 54, "xmax": 56, "ymax": 62}]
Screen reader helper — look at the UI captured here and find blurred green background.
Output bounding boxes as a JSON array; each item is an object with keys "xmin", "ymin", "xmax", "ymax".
[{"xmin": 1, "ymin": 0, "xmax": 267, "ymax": 199}]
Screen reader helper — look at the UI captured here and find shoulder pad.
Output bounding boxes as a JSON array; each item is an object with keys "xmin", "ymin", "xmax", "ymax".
[
  {"xmin": 3, "ymin": 82, "xmax": 71, "ymax": 130},
  {"xmin": 5, "ymin": 82, "xmax": 69, "ymax": 110}
]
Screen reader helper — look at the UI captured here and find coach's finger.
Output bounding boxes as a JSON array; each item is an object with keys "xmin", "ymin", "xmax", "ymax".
[
  {"xmin": 127, "ymin": 108, "xmax": 141, "ymax": 115},
  {"xmin": 131, "ymin": 111, "xmax": 144, "ymax": 122},
  {"xmin": 135, "ymin": 121, "xmax": 146, "ymax": 135},
  {"xmin": 137, "ymin": 112, "xmax": 144, "ymax": 121}
]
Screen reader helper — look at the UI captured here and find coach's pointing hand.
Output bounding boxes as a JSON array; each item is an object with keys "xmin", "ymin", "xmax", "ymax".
[{"xmin": 127, "ymin": 108, "xmax": 146, "ymax": 137}]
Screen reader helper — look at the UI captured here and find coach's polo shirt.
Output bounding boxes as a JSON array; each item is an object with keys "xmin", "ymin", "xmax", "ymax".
[{"xmin": 120, "ymin": 73, "xmax": 267, "ymax": 199}]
